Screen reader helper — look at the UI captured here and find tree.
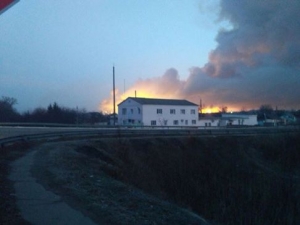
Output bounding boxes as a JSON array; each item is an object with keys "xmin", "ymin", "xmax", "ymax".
[
  {"xmin": 1, "ymin": 96, "xmax": 17, "ymax": 106},
  {"xmin": 257, "ymin": 104, "xmax": 274, "ymax": 120},
  {"xmin": 47, "ymin": 102, "xmax": 63, "ymax": 123},
  {"xmin": 219, "ymin": 106, "xmax": 228, "ymax": 113},
  {"xmin": 31, "ymin": 108, "xmax": 48, "ymax": 122},
  {"xmin": 259, "ymin": 104, "xmax": 273, "ymax": 115},
  {"xmin": 0, "ymin": 96, "xmax": 19, "ymax": 122}
]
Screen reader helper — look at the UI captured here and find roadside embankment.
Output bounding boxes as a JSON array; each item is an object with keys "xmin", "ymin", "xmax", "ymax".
[
  {"xmin": 83, "ymin": 133, "xmax": 300, "ymax": 225},
  {"xmin": 3, "ymin": 131, "xmax": 300, "ymax": 224}
]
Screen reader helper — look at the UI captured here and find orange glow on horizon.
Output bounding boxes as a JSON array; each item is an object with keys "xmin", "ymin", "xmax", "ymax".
[
  {"xmin": 201, "ymin": 107, "xmax": 220, "ymax": 114},
  {"xmin": 99, "ymin": 70, "xmax": 185, "ymax": 113},
  {"xmin": 100, "ymin": 89, "xmax": 243, "ymax": 115},
  {"xmin": 99, "ymin": 88, "xmax": 169, "ymax": 114},
  {"xmin": 100, "ymin": 79, "xmax": 244, "ymax": 115},
  {"xmin": 200, "ymin": 105, "xmax": 242, "ymax": 114}
]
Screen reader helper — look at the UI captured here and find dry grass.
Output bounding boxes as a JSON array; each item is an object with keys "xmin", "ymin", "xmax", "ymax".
[
  {"xmin": 96, "ymin": 134, "xmax": 300, "ymax": 225},
  {"xmin": 3, "ymin": 132, "xmax": 300, "ymax": 225}
]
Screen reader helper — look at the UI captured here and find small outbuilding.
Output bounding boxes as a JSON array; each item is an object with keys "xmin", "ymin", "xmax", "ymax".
[{"xmin": 220, "ymin": 113, "xmax": 258, "ymax": 126}]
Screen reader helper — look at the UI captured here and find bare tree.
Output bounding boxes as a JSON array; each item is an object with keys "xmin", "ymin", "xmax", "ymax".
[
  {"xmin": 219, "ymin": 106, "xmax": 228, "ymax": 113},
  {"xmin": 0, "ymin": 96, "xmax": 19, "ymax": 122}
]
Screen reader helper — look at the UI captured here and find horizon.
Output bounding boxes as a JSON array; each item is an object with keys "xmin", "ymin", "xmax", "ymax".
[{"xmin": 6, "ymin": 95, "xmax": 300, "ymax": 115}]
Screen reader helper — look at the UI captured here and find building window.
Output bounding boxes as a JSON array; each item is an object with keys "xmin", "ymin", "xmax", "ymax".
[
  {"xmin": 138, "ymin": 108, "xmax": 141, "ymax": 114},
  {"xmin": 192, "ymin": 120, "xmax": 196, "ymax": 125},
  {"xmin": 157, "ymin": 109, "xmax": 162, "ymax": 114},
  {"xmin": 180, "ymin": 109, "xmax": 185, "ymax": 114},
  {"xmin": 151, "ymin": 120, "xmax": 156, "ymax": 126},
  {"xmin": 173, "ymin": 120, "xmax": 178, "ymax": 125},
  {"xmin": 130, "ymin": 109, "xmax": 133, "ymax": 114},
  {"xmin": 122, "ymin": 108, "xmax": 127, "ymax": 115},
  {"xmin": 205, "ymin": 122, "xmax": 211, "ymax": 127},
  {"xmin": 128, "ymin": 119, "xmax": 135, "ymax": 124},
  {"xmin": 170, "ymin": 109, "xmax": 176, "ymax": 114},
  {"xmin": 185, "ymin": 120, "xmax": 188, "ymax": 125},
  {"xmin": 191, "ymin": 109, "xmax": 196, "ymax": 114}
]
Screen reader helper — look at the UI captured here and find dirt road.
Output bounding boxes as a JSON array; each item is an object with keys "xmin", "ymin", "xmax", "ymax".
[{"xmin": 9, "ymin": 148, "xmax": 97, "ymax": 225}]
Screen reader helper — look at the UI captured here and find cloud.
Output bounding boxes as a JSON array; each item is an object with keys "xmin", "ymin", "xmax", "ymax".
[
  {"xmin": 99, "ymin": 68, "xmax": 185, "ymax": 113},
  {"xmin": 209, "ymin": 0, "xmax": 300, "ymax": 77},
  {"xmin": 100, "ymin": 0, "xmax": 300, "ymax": 112}
]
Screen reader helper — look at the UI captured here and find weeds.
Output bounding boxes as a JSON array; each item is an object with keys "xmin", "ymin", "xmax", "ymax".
[{"xmin": 100, "ymin": 134, "xmax": 300, "ymax": 225}]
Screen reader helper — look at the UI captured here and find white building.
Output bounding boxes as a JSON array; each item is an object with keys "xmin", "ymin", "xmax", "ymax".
[
  {"xmin": 198, "ymin": 113, "xmax": 258, "ymax": 127},
  {"xmin": 118, "ymin": 97, "xmax": 199, "ymax": 126},
  {"xmin": 219, "ymin": 113, "xmax": 258, "ymax": 126},
  {"xmin": 198, "ymin": 115, "xmax": 220, "ymax": 127}
]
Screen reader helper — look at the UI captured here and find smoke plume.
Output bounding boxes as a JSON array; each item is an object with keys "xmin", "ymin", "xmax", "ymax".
[{"xmin": 100, "ymin": 0, "xmax": 300, "ymax": 112}]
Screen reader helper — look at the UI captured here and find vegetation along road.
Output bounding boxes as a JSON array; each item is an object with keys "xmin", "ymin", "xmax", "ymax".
[{"xmin": 1, "ymin": 126, "xmax": 300, "ymax": 224}]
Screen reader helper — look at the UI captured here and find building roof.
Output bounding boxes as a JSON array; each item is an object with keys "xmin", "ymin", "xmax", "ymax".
[{"xmin": 119, "ymin": 97, "xmax": 198, "ymax": 106}]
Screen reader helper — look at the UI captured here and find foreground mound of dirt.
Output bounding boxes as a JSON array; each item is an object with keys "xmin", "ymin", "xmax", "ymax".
[
  {"xmin": 0, "ymin": 142, "xmax": 32, "ymax": 225},
  {"xmin": 89, "ymin": 134, "xmax": 300, "ymax": 225},
  {"xmin": 31, "ymin": 140, "xmax": 209, "ymax": 225},
  {"xmin": 4, "ymin": 132, "xmax": 300, "ymax": 225}
]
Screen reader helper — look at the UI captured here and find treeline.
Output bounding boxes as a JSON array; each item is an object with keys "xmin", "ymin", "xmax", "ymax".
[
  {"xmin": 256, "ymin": 104, "xmax": 300, "ymax": 120},
  {"xmin": 0, "ymin": 96, "xmax": 108, "ymax": 124}
]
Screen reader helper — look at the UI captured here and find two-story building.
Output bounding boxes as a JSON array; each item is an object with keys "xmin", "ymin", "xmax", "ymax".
[{"xmin": 118, "ymin": 97, "xmax": 199, "ymax": 126}]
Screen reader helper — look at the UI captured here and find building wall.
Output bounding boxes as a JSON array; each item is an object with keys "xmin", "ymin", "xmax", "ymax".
[
  {"xmin": 242, "ymin": 115, "xmax": 258, "ymax": 126},
  {"xmin": 198, "ymin": 119, "xmax": 220, "ymax": 127},
  {"xmin": 118, "ymin": 99, "xmax": 143, "ymax": 125},
  {"xmin": 142, "ymin": 105, "xmax": 198, "ymax": 126},
  {"xmin": 118, "ymin": 98, "xmax": 198, "ymax": 126},
  {"xmin": 221, "ymin": 114, "xmax": 258, "ymax": 126},
  {"xmin": 118, "ymin": 100, "xmax": 258, "ymax": 127},
  {"xmin": 197, "ymin": 114, "xmax": 258, "ymax": 127}
]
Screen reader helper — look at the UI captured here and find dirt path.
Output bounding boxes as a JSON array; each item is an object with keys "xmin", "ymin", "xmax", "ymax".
[
  {"xmin": 6, "ymin": 140, "xmax": 209, "ymax": 225},
  {"xmin": 9, "ymin": 148, "xmax": 98, "ymax": 225}
]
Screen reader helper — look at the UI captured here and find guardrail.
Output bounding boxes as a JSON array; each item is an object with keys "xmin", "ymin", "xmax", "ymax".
[
  {"xmin": 0, "ymin": 126, "xmax": 299, "ymax": 148},
  {"xmin": 1, "ymin": 122, "xmax": 300, "ymax": 129},
  {"xmin": 0, "ymin": 122, "xmax": 106, "ymax": 128},
  {"xmin": 0, "ymin": 130, "xmax": 108, "ymax": 148}
]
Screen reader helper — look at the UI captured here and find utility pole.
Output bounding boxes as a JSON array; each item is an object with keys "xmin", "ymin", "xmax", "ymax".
[
  {"xmin": 124, "ymin": 79, "xmax": 125, "ymax": 94},
  {"xmin": 113, "ymin": 65, "xmax": 116, "ymax": 125},
  {"xmin": 199, "ymin": 98, "xmax": 203, "ymax": 114}
]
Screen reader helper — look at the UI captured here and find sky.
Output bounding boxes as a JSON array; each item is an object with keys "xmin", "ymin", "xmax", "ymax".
[{"xmin": 1, "ymin": 0, "xmax": 300, "ymax": 113}]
